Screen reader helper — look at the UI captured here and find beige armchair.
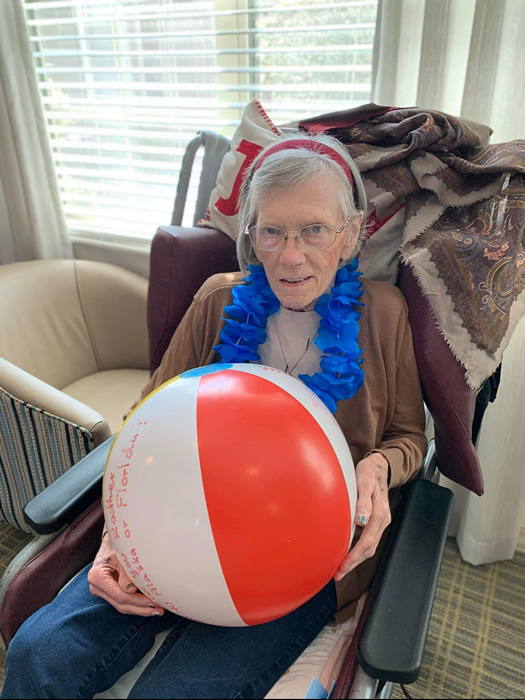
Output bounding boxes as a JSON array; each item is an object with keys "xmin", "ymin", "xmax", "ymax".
[{"xmin": 0, "ymin": 259, "xmax": 150, "ymax": 531}]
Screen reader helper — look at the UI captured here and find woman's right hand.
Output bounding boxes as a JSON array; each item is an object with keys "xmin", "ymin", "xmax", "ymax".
[{"xmin": 87, "ymin": 532, "xmax": 165, "ymax": 617}]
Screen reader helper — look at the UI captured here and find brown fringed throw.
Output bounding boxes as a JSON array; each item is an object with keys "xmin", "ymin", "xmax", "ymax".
[{"xmin": 301, "ymin": 107, "xmax": 525, "ymax": 391}]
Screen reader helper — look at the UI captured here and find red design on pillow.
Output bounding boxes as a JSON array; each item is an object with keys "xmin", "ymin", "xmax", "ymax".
[
  {"xmin": 254, "ymin": 100, "xmax": 282, "ymax": 136},
  {"xmin": 215, "ymin": 140, "xmax": 264, "ymax": 216},
  {"xmin": 365, "ymin": 203, "xmax": 405, "ymax": 242}
]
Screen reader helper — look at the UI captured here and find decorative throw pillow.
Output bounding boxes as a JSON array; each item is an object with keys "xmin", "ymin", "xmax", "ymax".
[
  {"xmin": 197, "ymin": 98, "xmax": 283, "ymax": 240},
  {"xmin": 197, "ymin": 98, "xmax": 401, "ymax": 274}
]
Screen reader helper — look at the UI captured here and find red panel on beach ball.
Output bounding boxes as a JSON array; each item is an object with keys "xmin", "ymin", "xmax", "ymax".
[{"xmin": 197, "ymin": 369, "xmax": 352, "ymax": 625}]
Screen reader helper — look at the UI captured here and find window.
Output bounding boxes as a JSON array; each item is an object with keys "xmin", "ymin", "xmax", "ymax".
[{"xmin": 24, "ymin": 0, "xmax": 378, "ymax": 242}]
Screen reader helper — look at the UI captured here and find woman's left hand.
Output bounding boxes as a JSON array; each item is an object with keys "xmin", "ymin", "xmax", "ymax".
[{"xmin": 334, "ymin": 453, "xmax": 391, "ymax": 581}]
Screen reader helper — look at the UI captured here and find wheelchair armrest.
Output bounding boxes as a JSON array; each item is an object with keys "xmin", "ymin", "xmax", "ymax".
[
  {"xmin": 23, "ymin": 436, "xmax": 113, "ymax": 535},
  {"xmin": 357, "ymin": 478, "xmax": 453, "ymax": 684}
]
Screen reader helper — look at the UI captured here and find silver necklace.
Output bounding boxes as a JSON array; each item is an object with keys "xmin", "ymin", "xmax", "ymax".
[{"xmin": 272, "ymin": 315, "xmax": 317, "ymax": 376}]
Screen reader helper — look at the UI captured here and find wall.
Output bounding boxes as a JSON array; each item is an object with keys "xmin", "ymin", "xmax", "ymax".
[{"xmin": 73, "ymin": 237, "xmax": 151, "ymax": 279}]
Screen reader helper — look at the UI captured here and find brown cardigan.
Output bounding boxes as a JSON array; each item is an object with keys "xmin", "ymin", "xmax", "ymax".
[{"xmin": 137, "ymin": 272, "xmax": 427, "ymax": 622}]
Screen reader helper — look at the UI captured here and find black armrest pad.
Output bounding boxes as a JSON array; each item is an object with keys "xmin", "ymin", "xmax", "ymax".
[
  {"xmin": 23, "ymin": 436, "xmax": 113, "ymax": 535},
  {"xmin": 358, "ymin": 479, "xmax": 453, "ymax": 684}
]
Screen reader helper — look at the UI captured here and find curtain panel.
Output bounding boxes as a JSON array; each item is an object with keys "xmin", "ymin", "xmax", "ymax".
[
  {"xmin": 372, "ymin": 0, "xmax": 525, "ymax": 565},
  {"xmin": 0, "ymin": 0, "xmax": 71, "ymax": 263}
]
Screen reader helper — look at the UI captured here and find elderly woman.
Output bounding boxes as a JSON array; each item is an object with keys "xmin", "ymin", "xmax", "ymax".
[{"xmin": 2, "ymin": 133, "xmax": 427, "ymax": 699}]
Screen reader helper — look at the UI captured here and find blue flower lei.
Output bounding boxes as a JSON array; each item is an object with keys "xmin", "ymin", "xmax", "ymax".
[{"xmin": 212, "ymin": 259, "xmax": 365, "ymax": 413}]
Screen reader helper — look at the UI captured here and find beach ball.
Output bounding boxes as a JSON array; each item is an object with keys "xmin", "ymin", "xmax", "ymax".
[{"xmin": 102, "ymin": 363, "xmax": 357, "ymax": 627}]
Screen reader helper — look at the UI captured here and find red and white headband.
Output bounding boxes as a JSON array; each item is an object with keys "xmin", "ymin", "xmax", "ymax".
[{"xmin": 252, "ymin": 139, "xmax": 354, "ymax": 190}]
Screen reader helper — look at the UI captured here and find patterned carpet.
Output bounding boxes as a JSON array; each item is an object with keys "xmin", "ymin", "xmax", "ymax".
[
  {"xmin": 392, "ymin": 539, "xmax": 525, "ymax": 699},
  {"xmin": 0, "ymin": 524, "xmax": 523, "ymax": 698}
]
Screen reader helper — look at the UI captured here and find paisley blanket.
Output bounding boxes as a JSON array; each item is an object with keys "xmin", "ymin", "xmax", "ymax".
[{"xmin": 301, "ymin": 107, "xmax": 525, "ymax": 390}]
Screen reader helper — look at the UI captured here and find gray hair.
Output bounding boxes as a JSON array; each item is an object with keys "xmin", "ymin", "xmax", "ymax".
[{"xmin": 235, "ymin": 132, "xmax": 368, "ymax": 273}]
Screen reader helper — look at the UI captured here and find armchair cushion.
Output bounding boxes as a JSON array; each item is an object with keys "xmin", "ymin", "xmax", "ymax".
[
  {"xmin": 70, "ymin": 259, "xmax": 150, "ymax": 373},
  {"xmin": 0, "ymin": 259, "xmax": 149, "ymax": 389},
  {"xmin": 62, "ymin": 369, "xmax": 149, "ymax": 433},
  {"xmin": 1, "ymin": 260, "xmax": 98, "ymax": 388}
]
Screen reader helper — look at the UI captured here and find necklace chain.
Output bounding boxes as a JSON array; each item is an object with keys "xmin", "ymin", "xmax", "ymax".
[{"xmin": 272, "ymin": 315, "xmax": 317, "ymax": 376}]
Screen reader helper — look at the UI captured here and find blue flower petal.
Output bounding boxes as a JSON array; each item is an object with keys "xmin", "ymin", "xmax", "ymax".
[{"xmin": 320, "ymin": 354, "xmax": 358, "ymax": 374}]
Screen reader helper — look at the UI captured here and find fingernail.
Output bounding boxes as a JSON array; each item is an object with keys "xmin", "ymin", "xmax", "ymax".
[
  {"xmin": 125, "ymin": 582, "xmax": 135, "ymax": 590},
  {"xmin": 148, "ymin": 604, "xmax": 157, "ymax": 608},
  {"xmin": 151, "ymin": 611, "xmax": 161, "ymax": 616},
  {"xmin": 357, "ymin": 514, "xmax": 368, "ymax": 525}
]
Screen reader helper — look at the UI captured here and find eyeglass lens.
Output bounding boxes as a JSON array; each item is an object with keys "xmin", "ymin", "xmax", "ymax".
[{"xmin": 249, "ymin": 224, "xmax": 337, "ymax": 251}]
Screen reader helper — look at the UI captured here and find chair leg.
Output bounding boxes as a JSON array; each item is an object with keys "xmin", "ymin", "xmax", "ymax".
[
  {"xmin": 376, "ymin": 681, "xmax": 395, "ymax": 699},
  {"xmin": 348, "ymin": 665, "xmax": 379, "ymax": 698}
]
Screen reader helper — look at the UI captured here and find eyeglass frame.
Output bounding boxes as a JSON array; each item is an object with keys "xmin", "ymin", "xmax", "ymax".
[{"xmin": 244, "ymin": 216, "xmax": 354, "ymax": 252}]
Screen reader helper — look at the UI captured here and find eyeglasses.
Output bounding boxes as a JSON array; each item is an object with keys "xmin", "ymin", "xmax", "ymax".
[{"xmin": 245, "ymin": 217, "xmax": 352, "ymax": 252}]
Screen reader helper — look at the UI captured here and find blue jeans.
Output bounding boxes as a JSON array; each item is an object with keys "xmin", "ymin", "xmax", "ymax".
[{"xmin": 2, "ymin": 565, "xmax": 337, "ymax": 699}]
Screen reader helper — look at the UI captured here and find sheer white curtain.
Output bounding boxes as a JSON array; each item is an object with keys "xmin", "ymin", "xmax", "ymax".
[
  {"xmin": 372, "ymin": 0, "xmax": 525, "ymax": 565},
  {"xmin": 455, "ymin": 317, "xmax": 525, "ymax": 564},
  {"xmin": 0, "ymin": 0, "xmax": 71, "ymax": 263}
]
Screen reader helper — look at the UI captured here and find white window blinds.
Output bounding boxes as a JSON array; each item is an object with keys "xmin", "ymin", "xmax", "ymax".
[{"xmin": 24, "ymin": 0, "xmax": 378, "ymax": 241}]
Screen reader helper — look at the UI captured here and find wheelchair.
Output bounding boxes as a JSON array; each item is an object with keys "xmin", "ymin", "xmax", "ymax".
[{"xmin": 0, "ymin": 131, "xmax": 457, "ymax": 699}]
